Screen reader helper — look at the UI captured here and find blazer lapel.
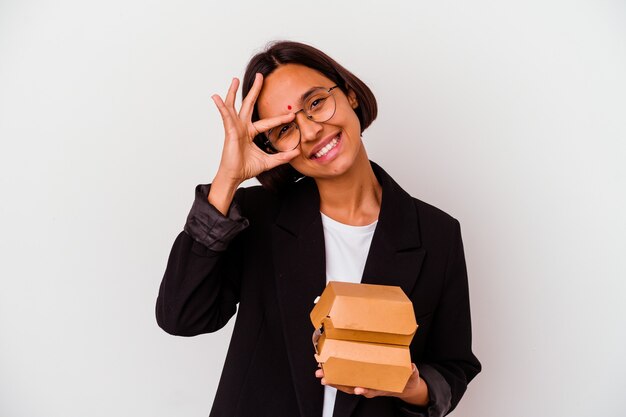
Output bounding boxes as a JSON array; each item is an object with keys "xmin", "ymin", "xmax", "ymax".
[
  {"xmin": 333, "ymin": 162, "xmax": 426, "ymax": 417},
  {"xmin": 272, "ymin": 178, "xmax": 326, "ymax": 417},
  {"xmin": 362, "ymin": 162, "xmax": 425, "ymax": 293}
]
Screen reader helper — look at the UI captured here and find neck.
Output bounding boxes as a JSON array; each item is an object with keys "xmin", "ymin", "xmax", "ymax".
[{"xmin": 315, "ymin": 146, "xmax": 382, "ymax": 226}]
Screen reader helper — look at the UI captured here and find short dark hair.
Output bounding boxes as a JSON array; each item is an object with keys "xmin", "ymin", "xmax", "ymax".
[{"xmin": 242, "ymin": 40, "xmax": 378, "ymax": 193}]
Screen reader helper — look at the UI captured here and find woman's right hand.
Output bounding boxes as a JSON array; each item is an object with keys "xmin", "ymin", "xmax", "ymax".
[{"xmin": 208, "ymin": 73, "xmax": 300, "ymax": 214}]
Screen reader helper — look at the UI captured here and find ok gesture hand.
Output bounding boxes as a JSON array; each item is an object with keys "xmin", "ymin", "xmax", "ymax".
[{"xmin": 208, "ymin": 73, "xmax": 299, "ymax": 214}]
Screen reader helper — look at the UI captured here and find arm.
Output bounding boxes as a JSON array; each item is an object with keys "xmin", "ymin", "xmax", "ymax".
[
  {"xmin": 416, "ymin": 219, "xmax": 481, "ymax": 415},
  {"xmin": 392, "ymin": 219, "xmax": 480, "ymax": 416},
  {"xmin": 155, "ymin": 184, "xmax": 249, "ymax": 336},
  {"xmin": 156, "ymin": 74, "xmax": 299, "ymax": 336}
]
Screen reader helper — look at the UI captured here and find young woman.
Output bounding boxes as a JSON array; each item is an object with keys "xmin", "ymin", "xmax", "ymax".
[{"xmin": 156, "ymin": 41, "xmax": 481, "ymax": 417}]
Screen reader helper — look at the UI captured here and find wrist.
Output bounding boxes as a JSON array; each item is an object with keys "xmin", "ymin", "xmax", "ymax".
[
  {"xmin": 213, "ymin": 171, "xmax": 242, "ymax": 191},
  {"xmin": 396, "ymin": 376, "xmax": 430, "ymax": 407},
  {"xmin": 208, "ymin": 174, "xmax": 241, "ymax": 216}
]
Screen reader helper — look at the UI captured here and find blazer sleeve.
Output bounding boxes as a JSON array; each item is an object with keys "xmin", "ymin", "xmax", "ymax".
[
  {"xmin": 394, "ymin": 365, "xmax": 452, "ymax": 417},
  {"xmin": 421, "ymin": 218, "xmax": 481, "ymax": 414},
  {"xmin": 155, "ymin": 184, "xmax": 249, "ymax": 336}
]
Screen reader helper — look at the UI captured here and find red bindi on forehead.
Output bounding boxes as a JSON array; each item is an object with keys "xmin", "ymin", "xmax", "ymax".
[{"xmin": 287, "ymin": 105, "xmax": 292, "ymax": 110}]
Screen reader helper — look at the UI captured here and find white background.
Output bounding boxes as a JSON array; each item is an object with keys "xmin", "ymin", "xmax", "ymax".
[{"xmin": 1, "ymin": 0, "xmax": 625, "ymax": 416}]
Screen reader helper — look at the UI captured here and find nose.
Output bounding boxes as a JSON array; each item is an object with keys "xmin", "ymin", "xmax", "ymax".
[{"xmin": 295, "ymin": 112, "xmax": 323, "ymax": 143}]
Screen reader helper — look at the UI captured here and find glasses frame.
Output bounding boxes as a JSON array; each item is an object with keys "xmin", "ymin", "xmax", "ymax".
[{"xmin": 262, "ymin": 85, "xmax": 340, "ymax": 153}]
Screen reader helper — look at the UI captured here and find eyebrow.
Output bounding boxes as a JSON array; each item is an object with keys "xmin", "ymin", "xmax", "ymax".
[{"xmin": 299, "ymin": 86, "xmax": 326, "ymax": 104}]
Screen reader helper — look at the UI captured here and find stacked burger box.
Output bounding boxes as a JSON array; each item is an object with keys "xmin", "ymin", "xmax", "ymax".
[{"xmin": 310, "ymin": 281, "xmax": 418, "ymax": 393}]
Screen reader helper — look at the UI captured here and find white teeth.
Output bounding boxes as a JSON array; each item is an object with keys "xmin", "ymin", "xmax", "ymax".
[{"xmin": 314, "ymin": 135, "xmax": 340, "ymax": 158}]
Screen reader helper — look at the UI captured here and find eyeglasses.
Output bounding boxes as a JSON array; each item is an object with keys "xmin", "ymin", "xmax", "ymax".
[{"xmin": 263, "ymin": 86, "xmax": 339, "ymax": 153}]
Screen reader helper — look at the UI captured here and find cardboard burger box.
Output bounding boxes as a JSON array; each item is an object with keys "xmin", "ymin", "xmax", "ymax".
[{"xmin": 310, "ymin": 281, "xmax": 418, "ymax": 393}]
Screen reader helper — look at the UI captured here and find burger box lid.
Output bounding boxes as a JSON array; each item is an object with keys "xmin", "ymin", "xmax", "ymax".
[
  {"xmin": 310, "ymin": 281, "xmax": 418, "ymax": 345},
  {"xmin": 309, "ymin": 281, "xmax": 418, "ymax": 393}
]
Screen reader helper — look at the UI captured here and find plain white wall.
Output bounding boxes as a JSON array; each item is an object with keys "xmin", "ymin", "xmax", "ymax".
[{"xmin": 1, "ymin": 0, "xmax": 625, "ymax": 416}]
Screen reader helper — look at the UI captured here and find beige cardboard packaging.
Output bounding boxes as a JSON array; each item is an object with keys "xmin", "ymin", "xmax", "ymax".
[{"xmin": 310, "ymin": 281, "xmax": 418, "ymax": 393}]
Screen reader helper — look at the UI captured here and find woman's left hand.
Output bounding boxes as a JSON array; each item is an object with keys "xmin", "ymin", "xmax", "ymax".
[{"xmin": 314, "ymin": 363, "xmax": 429, "ymax": 406}]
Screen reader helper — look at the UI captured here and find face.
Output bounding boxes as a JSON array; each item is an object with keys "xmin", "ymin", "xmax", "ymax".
[{"xmin": 257, "ymin": 64, "xmax": 363, "ymax": 179}]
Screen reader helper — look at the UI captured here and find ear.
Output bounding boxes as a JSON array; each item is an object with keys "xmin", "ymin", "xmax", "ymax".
[{"xmin": 347, "ymin": 89, "xmax": 359, "ymax": 109}]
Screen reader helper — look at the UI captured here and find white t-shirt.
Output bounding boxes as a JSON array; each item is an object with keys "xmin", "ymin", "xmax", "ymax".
[{"xmin": 320, "ymin": 212, "xmax": 378, "ymax": 417}]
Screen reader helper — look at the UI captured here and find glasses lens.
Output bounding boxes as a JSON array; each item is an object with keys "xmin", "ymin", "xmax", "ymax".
[
  {"xmin": 267, "ymin": 122, "xmax": 300, "ymax": 152},
  {"xmin": 305, "ymin": 89, "xmax": 336, "ymax": 122}
]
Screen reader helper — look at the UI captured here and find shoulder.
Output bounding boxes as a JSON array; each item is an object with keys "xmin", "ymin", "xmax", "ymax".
[
  {"xmin": 373, "ymin": 160, "xmax": 460, "ymax": 225},
  {"xmin": 372, "ymin": 161, "xmax": 462, "ymax": 246},
  {"xmin": 411, "ymin": 196, "xmax": 463, "ymax": 254},
  {"xmin": 233, "ymin": 184, "xmax": 279, "ymax": 216},
  {"xmin": 233, "ymin": 182, "xmax": 308, "ymax": 223},
  {"xmin": 412, "ymin": 197, "xmax": 460, "ymax": 229}
]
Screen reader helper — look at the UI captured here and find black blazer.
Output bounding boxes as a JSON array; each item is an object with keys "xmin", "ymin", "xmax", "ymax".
[{"xmin": 156, "ymin": 162, "xmax": 480, "ymax": 417}]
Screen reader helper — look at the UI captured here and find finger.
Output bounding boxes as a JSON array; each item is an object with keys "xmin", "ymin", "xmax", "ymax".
[
  {"xmin": 353, "ymin": 387, "xmax": 386, "ymax": 398},
  {"xmin": 326, "ymin": 383, "xmax": 356, "ymax": 395},
  {"xmin": 354, "ymin": 387, "xmax": 369, "ymax": 396},
  {"xmin": 251, "ymin": 112, "xmax": 296, "ymax": 136},
  {"xmin": 239, "ymin": 73, "xmax": 263, "ymax": 120},
  {"xmin": 359, "ymin": 387, "xmax": 391, "ymax": 398},
  {"xmin": 315, "ymin": 369, "xmax": 324, "ymax": 378},
  {"xmin": 211, "ymin": 94, "xmax": 234, "ymax": 128},
  {"xmin": 263, "ymin": 148, "xmax": 300, "ymax": 170},
  {"xmin": 224, "ymin": 77, "xmax": 240, "ymax": 111}
]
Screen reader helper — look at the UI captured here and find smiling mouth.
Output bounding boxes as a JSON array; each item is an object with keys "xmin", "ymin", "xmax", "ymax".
[{"xmin": 311, "ymin": 133, "xmax": 341, "ymax": 159}]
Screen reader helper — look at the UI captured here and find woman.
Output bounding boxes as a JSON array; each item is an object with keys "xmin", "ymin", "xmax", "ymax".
[{"xmin": 156, "ymin": 41, "xmax": 480, "ymax": 417}]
